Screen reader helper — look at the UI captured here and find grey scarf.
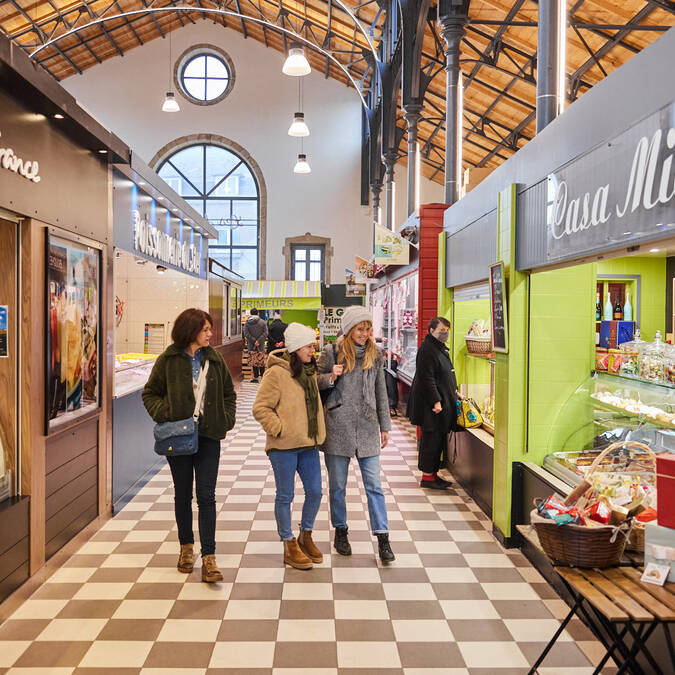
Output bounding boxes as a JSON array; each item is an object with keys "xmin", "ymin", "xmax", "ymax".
[{"xmin": 356, "ymin": 345, "xmax": 378, "ymax": 420}]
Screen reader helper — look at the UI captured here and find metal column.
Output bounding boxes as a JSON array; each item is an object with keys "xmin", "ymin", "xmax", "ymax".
[
  {"xmin": 383, "ymin": 150, "xmax": 398, "ymax": 230},
  {"xmin": 438, "ymin": 2, "xmax": 469, "ymax": 205},
  {"xmin": 404, "ymin": 104, "xmax": 422, "ymax": 217},
  {"xmin": 537, "ymin": 0, "xmax": 564, "ymax": 133}
]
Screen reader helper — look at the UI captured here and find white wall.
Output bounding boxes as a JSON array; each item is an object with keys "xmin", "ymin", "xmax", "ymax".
[
  {"xmin": 64, "ymin": 20, "xmax": 444, "ymax": 282},
  {"xmin": 115, "ymin": 250, "xmax": 208, "ymax": 354}
]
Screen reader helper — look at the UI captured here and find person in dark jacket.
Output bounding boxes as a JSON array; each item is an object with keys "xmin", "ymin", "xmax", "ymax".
[
  {"xmin": 267, "ymin": 312, "xmax": 288, "ymax": 353},
  {"xmin": 407, "ymin": 316, "xmax": 460, "ymax": 490},
  {"xmin": 243, "ymin": 308, "xmax": 269, "ymax": 382},
  {"xmin": 143, "ymin": 308, "xmax": 236, "ymax": 582}
]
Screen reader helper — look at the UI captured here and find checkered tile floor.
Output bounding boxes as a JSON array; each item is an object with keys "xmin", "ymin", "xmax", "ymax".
[{"xmin": 0, "ymin": 383, "xmax": 614, "ymax": 674}]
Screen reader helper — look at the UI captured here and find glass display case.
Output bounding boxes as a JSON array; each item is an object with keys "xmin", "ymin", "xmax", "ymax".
[
  {"xmin": 114, "ymin": 353, "xmax": 158, "ymax": 398},
  {"xmin": 543, "ymin": 371, "xmax": 675, "ymax": 486},
  {"xmin": 391, "ymin": 273, "xmax": 418, "ymax": 383},
  {"xmin": 461, "ymin": 354, "xmax": 495, "ymax": 434}
]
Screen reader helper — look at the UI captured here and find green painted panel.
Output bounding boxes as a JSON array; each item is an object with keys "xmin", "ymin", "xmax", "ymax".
[{"xmin": 282, "ymin": 310, "xmax": 319, "ymax": 328}]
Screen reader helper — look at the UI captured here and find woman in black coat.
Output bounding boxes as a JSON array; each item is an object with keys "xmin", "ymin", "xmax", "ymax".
[{"xmin": 407, "ymin": 316, "xmax": 460, "ymax": 490}]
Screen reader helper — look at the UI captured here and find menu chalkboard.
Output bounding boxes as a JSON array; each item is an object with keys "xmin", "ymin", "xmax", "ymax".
[{"xmin": 489, "ymin": 262, "xmax": 508, "ymax": 353}]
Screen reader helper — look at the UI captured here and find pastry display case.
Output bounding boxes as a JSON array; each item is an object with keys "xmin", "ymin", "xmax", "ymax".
[
  {"xmin": 114, "ymin": 352, "xmax": 158, "ymax": 398},
  {"xmin": 543, "ymin": 371, "xmax": 675, "ymax": 487},
  {"xmin": 461, "ymin": 353, "xmax": 495, "ymax": 434}
]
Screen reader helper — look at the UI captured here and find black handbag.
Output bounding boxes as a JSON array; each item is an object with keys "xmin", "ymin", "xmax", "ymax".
[{"xmin": 153, "ymin": 360, "xmax": 209, "ymax": 456}]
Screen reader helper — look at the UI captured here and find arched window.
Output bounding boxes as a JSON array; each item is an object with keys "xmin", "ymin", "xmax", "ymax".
[{"xmin": 157, "ymin": 144, "xmax": 259, "ymax": 279}]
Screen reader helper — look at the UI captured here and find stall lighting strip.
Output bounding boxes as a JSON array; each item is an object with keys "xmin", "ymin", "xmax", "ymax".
[
  {"xmin": 29, "ymin": 5, "xmax": 379, "ymax": 112},
  {"xmin": 558, "ymin": 0, "xmax": 567, "ymax": 115}
]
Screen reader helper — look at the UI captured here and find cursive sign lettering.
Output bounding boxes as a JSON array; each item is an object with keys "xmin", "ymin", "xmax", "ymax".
[
  {"xmin": 549, "ymin": 121, "xmax": 674, "ymax": 245},
  {"xmin": 133, "ymin": 210, "xmax": 201, "ymax": 275},
  {"xmin": 0, "ymin": 132, "xmax": 41, "ymax": 183}
]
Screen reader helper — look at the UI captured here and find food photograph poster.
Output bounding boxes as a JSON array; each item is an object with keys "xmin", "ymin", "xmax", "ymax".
[{"xmin": 47, "ymin": 234, "xmax": 100, "ymax": 430}]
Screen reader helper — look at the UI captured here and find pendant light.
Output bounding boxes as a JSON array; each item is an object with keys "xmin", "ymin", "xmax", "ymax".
[
  {"xmin": 162, "ymin": 29, "xmax": 180, "ymax": 112},
  {"xmin": 282, "ymin": 44, "xmax": 311, "ymax": 76},
  {"xmin": 288, "ymin": 79, "xmax": 309, "ymax": 136},
  {"xmin": 293, "ymin": 153, "xmax": 311, "ymax": 174}
]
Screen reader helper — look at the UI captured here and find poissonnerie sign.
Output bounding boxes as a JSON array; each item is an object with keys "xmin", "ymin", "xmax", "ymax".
[
  {"xmin": 546, "ymin": 101, "xmax": 675, "ymax": 262},
  {"xmin": 133, "ymin": 210, "xmax": 201, "ymax": 275}
]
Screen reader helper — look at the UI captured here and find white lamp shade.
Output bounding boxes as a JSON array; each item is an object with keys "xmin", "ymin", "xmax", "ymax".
[
  {"xmin": 288, "ymin": 112, "xmax": 310, "ymax": 137},
  {"xmin": 293, "ymin": 154, "xmax": 311, "ymax": 174},
  {"xmin": 162, "ymin": 92, "xmax": 180, "ymax": 113},
  {"xmin": 283, "ymin": 47, "xmax": 311, "ymax": 76}
]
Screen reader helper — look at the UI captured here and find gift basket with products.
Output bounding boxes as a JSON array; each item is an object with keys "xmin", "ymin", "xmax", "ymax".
[
  {"xmin": 464, "ymin": 319, "xmax": 491, "ymax": 355},
  {"xmin": 531, "ymin": 441, "xmax": 657, "ymax": 567}
]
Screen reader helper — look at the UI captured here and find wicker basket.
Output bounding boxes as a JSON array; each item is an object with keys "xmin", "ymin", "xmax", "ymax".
[
  {"xmin": 530, "ymin": 509, "xmax": 630, "ymax": 568},
  {"xmin": 465, "ymin": 334, "xmax": 492, "ymax": 355},
  {"xmin": 531, "ymin": 440, "xmax": 654, "ymax": 568},
  {"xmin": 627, "ymin": 521, "xmax": 645, "ymax": 552}
]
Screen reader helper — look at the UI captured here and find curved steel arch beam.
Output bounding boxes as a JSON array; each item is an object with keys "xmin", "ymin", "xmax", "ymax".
[{"xmin": 28, "ymin": 5, "xmax": 377, "ymax": 110}]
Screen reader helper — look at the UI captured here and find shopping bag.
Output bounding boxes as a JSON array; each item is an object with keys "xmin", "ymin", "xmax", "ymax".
[{"xmin": 456, "ymin": 398, "xmax": 483, "ymax": 428}]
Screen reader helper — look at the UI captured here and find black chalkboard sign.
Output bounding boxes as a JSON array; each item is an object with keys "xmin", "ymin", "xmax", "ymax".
[{"xmin": 489, "ymin": 262, "xmax": 508, "ymax": 353}]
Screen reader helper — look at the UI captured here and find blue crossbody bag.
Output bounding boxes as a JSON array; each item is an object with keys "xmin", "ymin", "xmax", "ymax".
[{"xmin": 153, "ymin": 360, "xmax": 210, "ymax": 456}]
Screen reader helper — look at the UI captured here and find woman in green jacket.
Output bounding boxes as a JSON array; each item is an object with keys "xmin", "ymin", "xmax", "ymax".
[{"xmin": 143, "ymin": 308, "xmax": 236, "ymax": 582}]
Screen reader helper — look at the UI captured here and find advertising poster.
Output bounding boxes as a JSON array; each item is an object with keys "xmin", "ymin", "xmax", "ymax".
[
  {"xmin": 322, "ymin": 307, "xmax": 345, "ymax": 338},
  {"xmin": 345, "ymin": 268, "xmax": 366, "ymax": 297},
  {"xmin": 374, "ymin": 224, "xmax": 410, "ymax": 265},
  {"xmin": 0, "ymin": 306, "xmax": 7, "ymax": 358},
  {"xmin": 47, "ymin": 234, "xmax": 99, "ymax": 428},
  {"xmin": 355, "ymin": 256, "xmax": 383, "ymax": 279}
]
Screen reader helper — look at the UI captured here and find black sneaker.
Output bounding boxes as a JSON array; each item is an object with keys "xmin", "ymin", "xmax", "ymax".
[
  {"xmin": 377, "ymin": 533, "xmax": 395, "ymax": 564},
  {"xmin": 250, "ymin": 378, "xmax": 259, "ymax": 384},
  {"xmin": 334, "ymin": 527, "xmax": 352, "ymax": 556},
  {"xmin": 420, "ymin": 477, "xmax": 452, "ymax": 490}
]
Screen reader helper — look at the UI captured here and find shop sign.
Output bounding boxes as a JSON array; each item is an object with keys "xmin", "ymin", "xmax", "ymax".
[
  {"xmin": 133, "ymin": 210, "xmax": 201, "ymax": 275},
  {"xmin": 0, "ymin": 131, "xmax": 41, "ymax": 183},
  {"xmin": 374, "ymin": 224, "xmax": 410, "ymax": 265},
  {"xmin": 241, "ymin": 297, "xmax": 320, "ymax": 310},
  {"xmin": 546, "ymin": 101, "xmax": 675, "ymax": 263}
]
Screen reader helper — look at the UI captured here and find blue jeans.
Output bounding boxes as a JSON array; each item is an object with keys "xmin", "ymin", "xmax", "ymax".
[
  {"xmin": 268, "ymin": 448, "xmax": 323, "ymax": 541},
  {"xmin": 324, "ymin": 453, "xmax": 388, "ymax": 534}
]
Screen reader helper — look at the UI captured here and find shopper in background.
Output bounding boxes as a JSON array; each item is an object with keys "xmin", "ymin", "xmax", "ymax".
[
  {"xmin": 383, "ymin": 349, "xmax": 400, "ymax": 417},
  {"xmin": 243, "ymin": 307, "xmax": 268, "ymax": 382},
  {"xmin": 267, "ymin": 311, "xmax": 288, "ymax": 353},
  {"xmin": 317, "ymin": 306, "xmax": 395, "ymax": 564},
  {"xmin": 142, "ymin": 308, "xmax": 236, "ymax": 582},
  {"xmin": 252, "ymin": 323, "xmax": 326, "ymax": 569},
  {"xmin": 407, "ymin": 316, "xmax": 460, "ymax": 490}
]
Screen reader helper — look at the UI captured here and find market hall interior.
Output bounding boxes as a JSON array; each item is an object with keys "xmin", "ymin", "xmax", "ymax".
[{"xmin": 0, "ymin": 2, "xmax": 675, "ymax": 674}]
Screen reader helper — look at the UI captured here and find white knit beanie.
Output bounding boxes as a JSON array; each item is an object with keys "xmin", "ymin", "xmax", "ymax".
[
  {"xmin": 341, "ymin": 305, "xmax": 373, "ymax": 337},
  {"xmin": 284, "ymin": 323, "xmax": 316, "ymax": 353}
]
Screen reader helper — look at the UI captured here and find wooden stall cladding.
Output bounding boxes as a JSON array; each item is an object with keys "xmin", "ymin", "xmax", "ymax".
[
  {"xmin": 0, "ymin": 497, "xmax": 29, "ymax": 601},
  {"xmin": 216, "ymin": 339, "xmax": 243, "ymax": 384},
  {"xmin": 45, "ymin": 418, "xmax": 99, "ymax": 560},
  {"xmin": 417, "ymin": 204, "xmax": 449, "ymax": 346}
]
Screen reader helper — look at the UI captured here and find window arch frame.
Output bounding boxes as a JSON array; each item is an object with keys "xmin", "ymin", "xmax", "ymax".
[
  {"xmin": 151, "ymin": 135, "xmax": 267, "ymax": 279},
  {"xmin": 173, "ymin": 44, "xmax": 236, "ymax": 107}
]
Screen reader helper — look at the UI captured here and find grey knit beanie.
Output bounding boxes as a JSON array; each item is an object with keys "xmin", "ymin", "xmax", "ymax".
[
  {"xmin": 341, "ymin": 306, "xmax": 373, "ymax": 337},
  {"xmin": 284, "ymin": 322, "xmax": 316, "ymax": 353}
]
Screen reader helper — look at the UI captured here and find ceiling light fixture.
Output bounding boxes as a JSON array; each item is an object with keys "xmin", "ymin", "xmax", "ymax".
[
  {"xmin": 294, "ymin": 153, "xmax": 311, "ymax": 174},
  {"xmin": 156, "ymin": 264, "xmax": 167, "ymax": 274},
  {"xmin": 54, "ymin": 113, "xmax": 64, "ymax": 119},
  {"xmin": 282, "ymin": 45, "xmax": 311, "ymax": 76},
  {"xmin": 98, "ymin": 149, "xmax": 107, "ymax": 154},
  {"xmin": 162, "ymin": 30, "xmax": 180, "ymax": 112},
  {"xmin": 288, "ymin": 112, "xmax": 309, "ymax": 137},
  {"xmin": 650, "ymin": 248, "xmax": 660, "ymax": 253}
]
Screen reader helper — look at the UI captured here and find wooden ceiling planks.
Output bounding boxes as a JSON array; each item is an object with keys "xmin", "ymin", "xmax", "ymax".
[{"xmin": 0, "ymin": 0, "xmax": 672, "ymax": 182}]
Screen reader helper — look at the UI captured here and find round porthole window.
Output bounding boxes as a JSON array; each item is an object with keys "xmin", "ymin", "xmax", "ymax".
[{"xmin": 175, "ymin": 45, "xmax": 235, "ymax": 106}]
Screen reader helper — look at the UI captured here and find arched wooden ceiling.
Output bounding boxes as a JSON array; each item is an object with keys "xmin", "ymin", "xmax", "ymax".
[{"xmin": 0, "ymin": 0, "xmax": 672, "ymax": 183}]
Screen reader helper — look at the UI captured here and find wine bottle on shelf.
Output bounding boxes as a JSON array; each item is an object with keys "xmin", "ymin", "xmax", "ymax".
[
  {"xmin": 604, "ymin": 290, "xmax": 613, "ymax": 321},
  {"xmin": 596, "ymin": 292, "xmax": 601, "ymax": 321},
  {"xmin": 623, "ymin": 291, "xmax": 633, "ymax": 322},
  {"xmin": 613, "ymin": 295, "xmax": 623, "ymax": 321}
]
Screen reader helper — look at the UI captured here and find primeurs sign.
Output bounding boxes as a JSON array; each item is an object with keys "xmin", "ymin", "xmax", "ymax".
[
  {"xmin": 546, "ymin": 101, "xmax": 675, "ymax": 263},
  {"xmin": 133, "ymin": 210, "xmax": 201, "ymax": 275}
]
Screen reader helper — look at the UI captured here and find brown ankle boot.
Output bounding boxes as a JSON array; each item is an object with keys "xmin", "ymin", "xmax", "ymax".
[
  {"xmin": 297, "ymin": 529, "xmax": 323, "ymax": 564},
  {"xmin": 283, "ymin": 538, "xmax": 313, "ymax": 570},
  {"xmin": 201, "ymin": 554, "xmax": 224, "ymax": 583},
  {"xmin": 177, "ymin": 544, "xmax": 194, "ymax": 573}
]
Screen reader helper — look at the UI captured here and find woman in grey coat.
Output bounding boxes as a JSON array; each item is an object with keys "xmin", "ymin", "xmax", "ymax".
[{"xmin": 317, "ymin": 306, "xmax": 394, "ymax": 563}]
